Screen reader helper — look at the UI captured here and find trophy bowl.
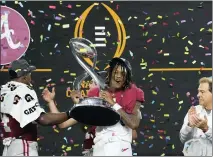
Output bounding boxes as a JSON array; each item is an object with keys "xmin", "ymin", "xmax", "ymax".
[{"xmin": 70, "ymin": 38, "xmax": 96, "ymax": 59}]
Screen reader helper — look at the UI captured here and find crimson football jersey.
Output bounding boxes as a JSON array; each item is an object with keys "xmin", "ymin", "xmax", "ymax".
[{"xmin": 0, "ymin": 113, "xmax": 37, "ymax": 141}]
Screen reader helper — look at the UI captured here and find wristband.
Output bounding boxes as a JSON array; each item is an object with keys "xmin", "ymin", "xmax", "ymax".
[
  {"xmin": 112, "ymin": 103, "xmax": 122, "ymax": 111},
  {"xmin": 66, "ymin": 110, "xmax": 72, "ymax": 119}
]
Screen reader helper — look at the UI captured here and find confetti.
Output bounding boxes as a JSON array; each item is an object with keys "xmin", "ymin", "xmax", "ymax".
[
  {"xmin": 179, "ymin": 100, "xmax": 183, "ymax": 104},
  {"xmin": 66, "ymin": 147, "xmax": 72, "ymax": 151},
  {"xmin": 47, "ymin": 24, "xmax": 51, "ymax": 31},
  {"xmin": 67, "ymin": 4, "xmax": 72, "ymax": 8},
  {"xmin": 207, "ymin": 21, "xmax": 212, "ymax": 25},
  {"xmin": 192, "ymin": 60, "xmax": 196, "ymax": 64},
  {"xmin": 62, "ymin": 24, "xmax": 70, "ymax": 28},
  {"xmin": 49, "ymin": 5, "xmax": 56, "ymax": 9},
  {"xmin": 18, "ymin": 2, "xmax": 23, "ymax": 7},
  {"xmin": 157, "ymin": 15, "xmax": 162, "ymax": 19},
  {"xmin": 164, "ymin": 114, "xmax": 169, "ymax": 117},
  {"xmin": 188, "ymin": 40, "xmax": 193, "ymax": 45}
]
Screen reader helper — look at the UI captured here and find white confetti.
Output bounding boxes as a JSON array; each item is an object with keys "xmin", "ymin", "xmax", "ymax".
[
  {"xmin": 207, "ymin": 21, "xmax": 212, "ymax": 25},
  {"xmin": 46, "ymin": 79, "xmax": 52, "ymax": 83},
  {"xmin": 48, "ymin": 24, "xmax": 51, "ymax": 31},
  {"xmin": 128, "ymin": 16, "xmax": 132, "ymax": 21},
  {"xmin": 18, "ymin": 2, "xmax": 23, "ymax": 7},
  {"xmin": 129, "ymin": 50, "xmax": 133, "ymax": 57}
]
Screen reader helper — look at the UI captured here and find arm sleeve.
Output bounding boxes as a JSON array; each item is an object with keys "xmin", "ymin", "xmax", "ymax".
[
  {"xmin": 9, "ymin": 86, "xmax": 45, "ymax": 128},
  {"xmin": 136, "ymin": 87, "xmax": 145, "ymax": 103},
  {"xmin": 179, "ymin": 113, "xmax": 195, "ymax": 143}
]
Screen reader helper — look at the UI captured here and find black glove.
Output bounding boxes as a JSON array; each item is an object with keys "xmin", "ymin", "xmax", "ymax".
[{"xmin": 66, "ymin": 110, "xmax": 72, "ymax": 119}]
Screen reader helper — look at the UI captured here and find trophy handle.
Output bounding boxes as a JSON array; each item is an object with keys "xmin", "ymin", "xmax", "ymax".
[{"xmin": 73, "ymin": 71, "xmax": 89, "ymax": 90}]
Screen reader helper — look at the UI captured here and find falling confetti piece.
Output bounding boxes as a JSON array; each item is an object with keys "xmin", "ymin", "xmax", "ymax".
[
  {"xmin": 164, "ymin": 114, "xmax": 169, "ymax": 117},
  {"xmin": 18, "ymin": 2, "xmax": 23, "ymax": 7},
  {"xmin": 147, "ymin": 38, "xmax": 152, "ymax": 43},
  {"xmin": 172, "ymin": 144, "xmax": 175, "ymax": 149},
  {"xmin": 207, "ymin": 21, "xmax": 212, "ymax": 25},
  {"xmin": 62, "ymin": 24, "xmax": 70, "ymax": 28},
  {"xmin": 129, "ymin": 50, "xmax": 133, "ymax": 57},
  {"xmin": 49, "ymin": 5, "xmax": 56, "ymax": 9},
  {"xmin": 152, "ymin": 90, "xmax": 157, "ymax": 95},
  {"xmin": 179, "ymin": 100, "xmax": 183, "ymax": 104},
  {"xmin": 67, "ymin": 4, "xmax": 72, "ymax": 8},
  {"xmin": 149, "ymin": 144, "xmax": 154, "ymax": 148},
  {"xmin": 64, "ymin": 70, "xmax": 69, "ymax": 73},
  {"xmin": 74, "ymin": 144, "xmax": 79, "ymax": 147},
  {"xmin": 64, "ymin": 137, "xmax": 68, "ymax": 143},
  {"xmin": 66, "ymin": 147, "xmax": 72, "ymax": 151},
  {"xmin": 70, "ymin": 73, "xmax": 76, "ymax": 76},
  {"xmin": 182, "ymin": 36, "xmax": 187, "ymax": 40},
  {"xmin": 157, "ymin": 15, "xmax": 162, "ymax": 19},
  {"xmin": 47, "ymin": 24, "xmax": 51, "ymax": 31},
  {"xmin": 192, "ymin": 60, "xmax": 196, "ymax": 64},
  {"xmin": 188, "ymin": 40, "xmax": 193, "ymax": 45},
  {"xmin": 181, "ymin": 20, "xmax": 186, "ymax": 23},
  {"xmin": 40, "ymin": 35, "xmax": 43, "ymax": 43},
  {"xmin": 185, "ymin": 46, "xmax": 189, "ymax": 51},
  {"xmin": 200, "ymin": 28, "xmax": 205, "ymax": 32},
  {"xmin": 145, "ymin": 17, "xmax": 150, "ymax": 21},
  {"xmin": 126, "ymin": 36, "xmax": 130, "ymax": 39},
  {"xmin": 30, "ymin": 20, "xmax": 35, "ymax": 25},
  {"xmin": 162, "ymin": 38, "xmax": 165, "ymax": 43},
  {"xmin": 159, "ymin": 103, "xmax": 164, "ymax": 107},
  {"xmin": 148, "ymin": 73, "xmax": 153, "ymax": 77}
]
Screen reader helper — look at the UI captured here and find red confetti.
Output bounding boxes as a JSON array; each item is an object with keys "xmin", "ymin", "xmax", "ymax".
[
  {"xmin": 157, "ymin": 130, "xmax": 164, "ymax": 133},
  {"xmin": 204, "ymin": 46, "xmax": 209, "ymax": 50},
  {"xmin": 173, "ymin": 12, "xmax": 180, "ymax": 15},
  {"xmin": 30, "ymin": 20, "xmax": 35, "ymax": 25},
  {"xmin": 60, "ymin": 78, "xmax": 65, "ymax": 82},
  {"xmin": 67, "ymin": 4, "xmax": 72, "ymax": 8},
  {"xmin": 163, "ymin": 22, "xmax": 168, "ymax": 26},
  {"xmin": 116, "ymin": 5, "xmax": 119, "ymax": 10},
  {"xmin": 49, "ymin": 5, "xmax": 56, "ymax": 9},
  {"xmin": 147, "ymin": 38, "xmax": 152, "ymax": 43}
]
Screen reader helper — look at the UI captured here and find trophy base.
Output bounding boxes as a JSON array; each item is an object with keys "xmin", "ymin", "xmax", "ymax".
[{"xmin": 70, "ymin": 105, "xmax": 120, "ymax": 126}]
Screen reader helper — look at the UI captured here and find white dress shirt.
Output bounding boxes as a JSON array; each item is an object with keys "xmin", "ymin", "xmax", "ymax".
[{"xmin": 180, "ymin": 105, "xmax": 212, "ymax": 156}]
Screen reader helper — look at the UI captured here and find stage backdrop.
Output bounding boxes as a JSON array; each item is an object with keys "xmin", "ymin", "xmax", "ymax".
[{"xmin": 0, "ymin": 1, "xmax": 212, "ymax": 156}]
